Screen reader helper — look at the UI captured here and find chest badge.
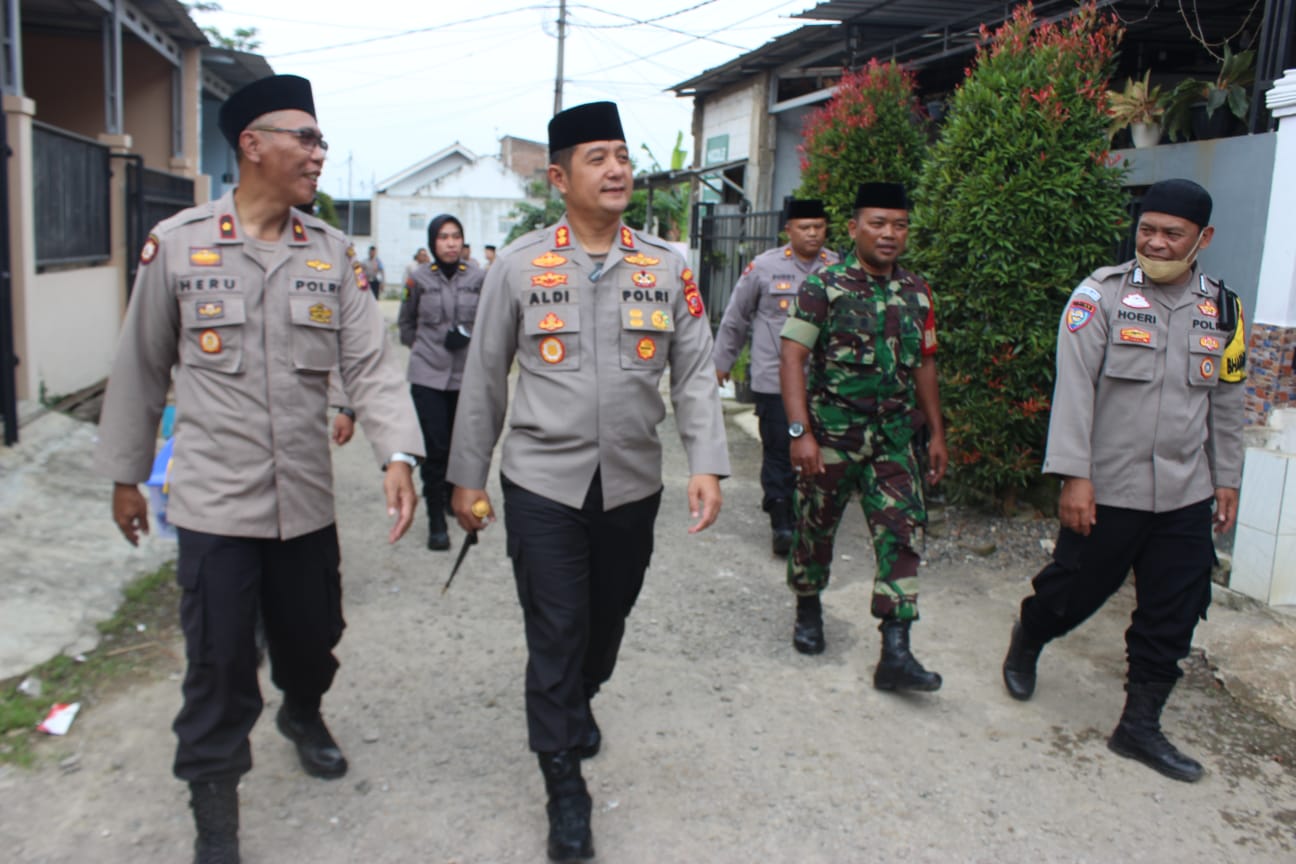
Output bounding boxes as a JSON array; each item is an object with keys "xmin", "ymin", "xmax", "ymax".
[
  {"xmin": 196, "ymin": 300, "xmax": 225, "ymax": 320},
  {"xmin": 1066, "ymin": 300, "xmax": 1096, "ymax": 333},
  {"xmin": 190, "ymin": 247, "xmax": 221, "ymax": 267},
  {"xmin": 775, "ymin": 281, "xmax": 792, "ymax": 292},
  {"xmin": 636, "ymin": 337, "xmax": 656, "ymax": 360},
  {"xmin": 532, "ymin": 251, "xmax": 568, "ymax": 268},
  {"xmin": 625, "ymin": 252, "xmax": 660, "ymax": 267},
  {"xmin": 538, "ymin": 312, "xmax": 565, "ymax": 332},
  {"xmin": 539, "ymin": 336, "xmax": 566, "ymax": 364},
  {"xmin": 199, "ymin": 329, "xmax": 222, "ymax": 354},
  {"xmin": 779, "ymin": 298, "xmax": 790, "ymax": 310},
  {"xmin": 632, "ymin": 271, "xmax": 657, "ymax": 288},
  {"xmin": 1199, "ymin": 336, "xmax": 1220, "ymax": 351},
  {"xmin": 1122, "ymin": 292, "xmax": 1151, "ymax": 309},
  {"xmin": 308, "ymin": 303, "xmax": 334, "ymax": 325},
  {"xmin": 1200, "ymin": 357, "xmax": 1216, "ymax": 378},
  {"xmin": 651, "ymin": 309, "xmax": 671, "ymax": 329},
  {"xmin": 1197, "ymin": 299, "xmax": 1219, "ymax": 318},
  {"xmin": 531, "ymin": 272, "xmax": 569, "ymax": 288},
  {"xmin": 628, "ymin": 308, "xmax": 645, "ymax": 328},
  {"xmin": 306, "ymin": 259, "xmax": 332, "ymax": 272},
  {"xmin": 1119, "ymin": 328, "xmax": 1152, "ymax": 344}
]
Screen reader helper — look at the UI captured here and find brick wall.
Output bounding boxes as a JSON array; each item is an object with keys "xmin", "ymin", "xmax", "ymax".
[{"xmin": 1245, "ymin": 323, "xmax": 1296, "ymax": 425}]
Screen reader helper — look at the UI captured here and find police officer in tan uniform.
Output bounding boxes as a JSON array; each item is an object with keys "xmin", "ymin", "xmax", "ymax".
[
  {"xmin": 1001, "ymin": 179, "xmax": 1245, "ymax": 784},
  {"xmin": 94, "ymin": 75, "xmax": 423, "ymax": 864},
  {"xmin": 447, "ymin": 101, "xmax": 729, "ymax": 862},
  {"xmin": 714, "ymin": 198, "xmax": 836, "ymax": 555}
]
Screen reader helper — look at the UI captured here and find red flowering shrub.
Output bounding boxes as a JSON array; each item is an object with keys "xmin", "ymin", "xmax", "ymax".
[{"xmin": 909, "ymin": 2, "xmax": 1128, "ymax": 508}]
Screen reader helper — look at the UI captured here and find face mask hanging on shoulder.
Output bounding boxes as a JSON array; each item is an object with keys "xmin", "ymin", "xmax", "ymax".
[{"xmin": 1136, "ymin": 230, "xmax": 1205, "ymax": 283}]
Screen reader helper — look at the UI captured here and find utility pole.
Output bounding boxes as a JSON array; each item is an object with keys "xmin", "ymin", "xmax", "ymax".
[
  {"xmin": 346, "ymin": 151, "xmax": 354, "ymax": 236},
  {"xmin": 553, "ymin": 0, "xmax": 566, "ymax": 115}
]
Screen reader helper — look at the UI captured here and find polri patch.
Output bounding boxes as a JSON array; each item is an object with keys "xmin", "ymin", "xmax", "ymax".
[
  {"xmin": 632, "ymin": 271, "xmax": 657, "ymax": 288},
  {"xmin": 199, "ymin": 329, "xmax": 222, "ymax": 354},
  {"xmin": 1119, "ymin": 328, "xmax": 1152, "ymax": 344},
  {"xmin": 1066, "ymin": 300, "xmax": 1095, "ymax": 333},
  {"xmin": 1122, "ymin": 292, "xmax": 1151, "ymax": 309},
  {"xmin": 539, "ymin": 336, "xmax": 565, "ymax": 364},
  {"xmin": 190, "ymin": 247, "xmax": 221, "ymax": 267},
  {"xmin": 140, "ymin": 234, "xmax": 159, "ymax": 265},
  {"xmin": 532, "ymin": 272, "xmax": 569, "ymax": 288}
]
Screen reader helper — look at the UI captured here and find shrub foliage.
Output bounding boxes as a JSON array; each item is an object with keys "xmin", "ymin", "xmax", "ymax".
[{"xmin": 909, "ymin": 1, "xmax": 1128, "ymax": 507}]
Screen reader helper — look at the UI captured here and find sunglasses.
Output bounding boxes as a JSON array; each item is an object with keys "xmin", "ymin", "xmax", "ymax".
[{"xmin": 251, "ymin": 126, "xmax": 329, "ymax": 152}]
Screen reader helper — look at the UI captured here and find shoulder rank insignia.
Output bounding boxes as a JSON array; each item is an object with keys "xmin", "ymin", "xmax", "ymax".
[
  {"xmin": 632, "ymin": 271, "xmax": 657, "ymax": 288},
  {"xmin": 190, "ymin": 247, "xmax": 221, "ymax": 267},
  {"xmin": 784, "ymin": 248, "xmax": 793, "ymax": 258},
  {"xmin": 218, "ymin": 215, "xmax": 237, "ymax": 240},
  {"xmin": 305, "ymin": 259, "xmax": 332, "ymax": 271},
  {"xmin": 538, "ymin": 312, "xmax": 565, "ymax": 331},
  {"xmin": 140, "ymin": 234, "xmax": 159, "ymax": 265},
  {"xmin": 532, "ymin": 251, "xmax": 568, "ymax": 268},
  {"xmin": 290, "ymin": 218, "xmax": 307, "ymax": 243},
  {"xmin": 620, "ymin": 226, "xmax": 635, "ymax": 248},
  {"xmin": 555, "ymin": 226, "xmax": 571, "ymax": 248},
  {"xmin": 532, "ymin": 272, "xmax": 569, "ymax": 289},
  {"xmin": 624, "ymin": 252, "xmax": 660, "ymax": 267}
]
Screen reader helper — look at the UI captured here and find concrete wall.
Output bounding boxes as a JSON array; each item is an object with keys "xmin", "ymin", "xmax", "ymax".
[
  {"xmin": 24, "ymin": 31, "xmax": 104, "ymax": 139},
  {"xmin": 122, "ymin": 38, "xmax": 173, "ymax": 170},
  {"xmin": 772, "ymin": 104, "xmax": 814, "ymax": 209},
  {"xmin": 1118, "ymin": 133, "xmax": 1277, "ymax": 330},
  {"xmin": 27, "ymin": 267, "xmax": 120, "ymax": 399}
]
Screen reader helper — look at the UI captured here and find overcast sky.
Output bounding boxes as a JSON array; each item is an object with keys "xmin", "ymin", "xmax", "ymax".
[{"xmin": 196, "ymin": 1, "xmax": 823, "ymax": 199}]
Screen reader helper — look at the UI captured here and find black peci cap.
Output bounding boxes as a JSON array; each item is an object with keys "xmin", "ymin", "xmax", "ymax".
[
  {"xmin": 785, "ymin": 199, "xmax": 827, "ymax": 221},
  {"xmin": 219, "ymin": 74, "xmax": 316, "ymax": 151},
  {"xmin": 854, "ymin": 182, "xmax": 909, "ymax": 211},
  {"xmin": 548, "ymin": 101, "xmax": 625, "ymax": 156},
  {"xmin": 1140, "ymin": 178, "xmax": 1212, "ymax": 229}
]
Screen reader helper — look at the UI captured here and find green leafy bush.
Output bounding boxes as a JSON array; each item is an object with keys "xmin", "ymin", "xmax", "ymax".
[
  {"xmin": 795, "ymin": 59, "xmax": 927, "ymax": 248},
  {"xmin": 909, "ymin": 1, "xmax": 1128, "ymax": 508}
]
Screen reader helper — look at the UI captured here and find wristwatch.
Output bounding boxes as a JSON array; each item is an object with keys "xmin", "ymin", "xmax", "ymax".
[
  {"xmin": 788, "ymin": 421, "xmax": 806, "ymax": 439},
  {"xmin": 386, "ymin": 452, "xmax": 419, "ymax": 469},
  {"xmin": 337, "ymin": 407, "xmax": 356, "ymax": 419}
]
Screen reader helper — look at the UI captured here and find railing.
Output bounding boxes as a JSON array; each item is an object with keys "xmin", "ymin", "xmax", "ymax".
[
  {"xmin": 125, "ymin": 161, "xmax": 194, "ymax": 292},
  {"xmin": 33, "ymin": 122, "xmax": 111, "ymax": 268},
  {"xmin": 695, "ymin": 203, "xmax": 783, "ymax": 327}
]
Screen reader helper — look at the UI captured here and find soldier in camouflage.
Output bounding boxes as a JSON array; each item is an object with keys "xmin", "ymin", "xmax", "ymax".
[{"xmin": 779, "ymin": 182, "xmax": 948, "ymax": 692}]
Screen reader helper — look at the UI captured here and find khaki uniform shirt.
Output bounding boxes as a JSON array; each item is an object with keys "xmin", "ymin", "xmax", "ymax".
[
  {"xmin": 713, "ymin": 244, "xmax": 838, "ymax": 395},
  {"xmin": 447, "ymin": 216, "xmax": 731, "ymax": 510},
  {"xmin": 1043, "ymin": 261, "xmax": 1246, "ymax": 512},
  {"xmin": 94, "ymin": 190, "xmax": 424, "ymax": 540},
  {"xmin": 397, "ymin": 259, "xmax": 486, "ymax": 391}
]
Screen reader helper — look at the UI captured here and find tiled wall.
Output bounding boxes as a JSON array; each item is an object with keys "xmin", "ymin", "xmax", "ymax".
[{"xmin": 1244, "ymin": 323, "xmax": 1296, "ymax": 426}]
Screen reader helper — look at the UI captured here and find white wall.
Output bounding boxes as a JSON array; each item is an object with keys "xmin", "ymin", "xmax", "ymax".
[
  {"xmin": 700, "ymin": 84, "xmax": 758, "ymax": 160},
  {"xmin": 26, "ymin": 267, "xmax": 120, "ymax": 399}
]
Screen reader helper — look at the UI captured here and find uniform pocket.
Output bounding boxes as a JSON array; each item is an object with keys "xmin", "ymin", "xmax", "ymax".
[
  {"xmin": 520, "ymin": 305, "xmax": 581, "ymax": 372},
  {"xmin": 619, "ymin": 304, "xmax": 673, "ymax": 370},
  {"xmin": 289, "ymin": 295, "xmax": 341, "ymax": 372},
  {"xmin": 178, "ymin": 294, "xmax": 246, "ymax": 374},
  {"xmin": 826, "ymin": 312, "xmax": 877, "ymax": 366},
  {"xmin": 1103, "ymin": 328, "xmax": 1157, "ymax": 382},
  {"xmin": 1187, "ymin": 332, "xmax": 1223, "ymax": 388}
]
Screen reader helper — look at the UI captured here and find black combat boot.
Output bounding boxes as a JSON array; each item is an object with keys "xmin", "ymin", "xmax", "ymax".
[
  {"xmin": 1107, "ymin": 680, "xmax": 1204, "ymax": 782},
  {"xmin": 276, "ymin": 699, "xmax": 348, "ymax": 779},
  {"xmin": 575, "ymin": 703, "xmax": 601, "ymax": 760},
  {"xmin": 426, "ymin": 488, "xmax": 451, "ymax": 551},
  {"xmin": 769, "ymin": 498, "xmax": 794, "ymax": 557},
  {"xmin": 1002, "ymin": 619, "xmax": 1045, "ymax": 701},
  {"xmin": 537, "ymin": 750, "xmax": 594, "ymax": 862},
  {"xmin": 189, "ymin": 779, "xmax": 239, "ymax": 864},
  {"xmin": 792, "ymin": 594, "xmax": 825, "ymax": 655},
  {"xmin": 874, "ymin": 619, "xmax": 942, "ymax": 691}
]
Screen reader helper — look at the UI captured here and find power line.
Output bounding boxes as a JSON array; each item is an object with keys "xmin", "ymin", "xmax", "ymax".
[
  {"xmin": 268, "ymin": 5, "xmax": 550, "ymax": 58},
  {"xmin": 567, "ymin": 0, "xmax": 718, "ymax": 28}
]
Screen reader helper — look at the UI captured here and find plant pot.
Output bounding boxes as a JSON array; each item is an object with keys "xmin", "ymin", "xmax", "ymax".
[{"xmin": 1130, "ymin": 122, "xmax": 1161, "ymax": 148}]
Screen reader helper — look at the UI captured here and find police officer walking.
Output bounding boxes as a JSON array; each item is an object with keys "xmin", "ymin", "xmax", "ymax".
[
  {"xmin": 780, "ymin": 182, "xmax": 947, "ymax": 691},
  {"xmin": 1001, "ymin": 179, "xmax": 1245, "ymax": 783},
  {"xmin": 447, "ymin": 101, "xmax": 729, "ymax": 862},
  {"xmin": 713, "ymin": 199, "xmax": 837, "ymax": 556},
  {"xmin": 94, "ymin": 74, "xmax": 424, "ymax": 863}
]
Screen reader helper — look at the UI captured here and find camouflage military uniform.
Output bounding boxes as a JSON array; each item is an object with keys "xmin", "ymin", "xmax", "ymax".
[{"xmin": 780, "ymin": 252, "xmax": 938, "ymax": 621}]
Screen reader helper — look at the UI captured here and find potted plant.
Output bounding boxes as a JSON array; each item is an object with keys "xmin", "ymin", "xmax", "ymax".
[
  {"xmin": 1107, "ymin": 70, "xmax": 1164, "ymax": 147},
  {"xmin": 730, "ymin": 342, "xmax": 754, "ymax": 403},
  {"xmin": 1162, "ymin": 45, "xmax": 1255, "ymax": 141}
]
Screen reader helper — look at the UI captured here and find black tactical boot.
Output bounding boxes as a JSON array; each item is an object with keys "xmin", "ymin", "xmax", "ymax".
[
  {"xmin": 276, "ymin": 701, "xmax": 348, "ymax": 779},
  {"xmin": 1002, "ymin": 619, "xmax": 1045, "ymax": 701},
  {"xmin": 575, "ymin": 704, "xmax": 601, "ymax": 759},
  {"xmin": 189, "ymin": 779, "xmax": 239, "ymax": 864},
  {"xmin": 874, "ymin": 619, "xmax": 942, "ymax": 691},
  {"xmin": 792, "ymin": 594, "xmax": 825, "ymax": 655},
  {"xmin": 537, "ymin": 750, "xmax": 594, "ymax": 862},
  {"xmin": 769, "ymin": 498, "xmax": 794, "ymax": 558},
  {"xmin": 1107, "ymin": 681, "xmax": 1204, "ymax": 782}
]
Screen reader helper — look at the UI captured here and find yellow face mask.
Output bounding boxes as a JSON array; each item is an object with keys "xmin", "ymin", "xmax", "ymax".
[{"xmin": 1136, "ymin": 230, "xmax": 1205, "ymax": 283}]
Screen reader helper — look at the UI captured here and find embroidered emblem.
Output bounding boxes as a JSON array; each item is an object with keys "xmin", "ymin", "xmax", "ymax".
[
  {"xmin": 532, "ymin": 251, "xmax": 568, "ymax": 268},
  {"xmin": 775, "ymin": 281, "xmax": 792, "ymax": 292},
  {"xmin": 684, "ymin": 282, "xmax": 704, "ymax": 318},
  {"xmin": 632, "ymin": 271, "xmax": 657, "ymax": 289},
  {"xmin": 555, "ymin": 226, "xmax": 571, "ymax": 248},
  {"xmin": 779, "ymin": 298, "xmax": 789, "ymax": 310},
  {"xmin": 353, "ymin": 262, "xmax": 369, "ymax": 291},
  {"xmin": 196, "ymin": 301, "xmax": 224, "ymax": 320},
  {"xmin": 539, "ymin": 336, "xmax": 565, "ymax": 364},
  {"xmin": 199, "ymin": 329, "xmax": 222, "ymax": 354},
  {"xmin": 190, "ymin": 247, "xmax": 221, "ymax": 267},
  {"xmin": 291, "ymin": 218, "xmax": 306, "ymax": 242},
  {"xmin": 681, "ymin": 268, "xmax": 694, "ymax": 282},
  {"xmin": 820, "ymin": 251, "xmax": 828, "ymax": 261},
  {"xmin": 1066, "ymin": 300, "xmax": 1096, "ymax": 333},
  {"xmin": 783, "ymin": 248, "xmax": 793, "ymax": 258},
  {"xmin": 1131, "ymin": 267, "xmax": 1145, "ymax": 285},
  {"xmin": 636, "ymin": 337, "xmax": 656, "ymax": 360},
  {"xmin": 308, "ymin": 303, "xmax": 333, "ymax": 325},
  {"xmin": 1200, "ymin": 357, "xmax": 1215, "ymax": 378},
  {"xmin": 1199, "ymin": 336, "xmax": 1220, "ymax": 351},
  {"xmin": 625, "ymin": 252, "xmax": 660, "ymax": 267},
  {"xmin": 1197, "ymin": 300, "xmax": 1218, "ymax": 318},
  {"xmin": 140, "ymin": 234, "xmax": 159, "ymax": 265},
  {"xmin": 538, "ymin": 312, "xmax": 565, "ymax": 332},
  {"xmin": 305, "ymin": 259, "xmax": 332, "ymax": 272},
  {"xmin": 1122, "ymin": 292, "xmax": 1151, "ymax": 309},
  {"xmin": 219, "ymin": 215, "xmax": 236, "ymax": 240},
  {"xmin": 620, "ymin": 226, "xmax": 635, "ymax": 248},
  {"xmin": 651, "ymin": 309, "xmax": 671, "ymax": 330},
  {"xmin": 346, "ymin": 245, "xmax": 356, "ymax": 259},
  {"xmin": 531, "ymin": 272, "xmax": 569, "ymax": 288},
  {"xmin": 629, "ymin": 308, "xmax": 645, "ymax": 328},
  {"xmin": 1119, "ymin": 328, "xmax": 1152, "ymax": 344},
  {"xmin": 1074, "ymin": 285, "xmax": 1102, "ymax": 303}
]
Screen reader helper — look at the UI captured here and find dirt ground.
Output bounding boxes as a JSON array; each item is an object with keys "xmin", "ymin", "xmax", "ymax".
[{"xmin": 2, "ymin": 405, "xmax": 1295, "ymax": 863}]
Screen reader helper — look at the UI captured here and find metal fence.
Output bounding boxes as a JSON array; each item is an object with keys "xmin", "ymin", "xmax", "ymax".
[
  {"xmin": 693, "ymin": 203, "xmax": 784, "ymax": 327},
  {"xmin": 125, "ymin": 162, "xmax": 195, "ymax": 292},
  {"xmin": 33, "ymin": 122, "xmax": 111, "ymax": 268}
]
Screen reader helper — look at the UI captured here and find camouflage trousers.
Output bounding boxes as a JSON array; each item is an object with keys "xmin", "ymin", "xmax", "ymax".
[{"xmin": 786, "ymin": 442, "xmax": 926, "ymax": 621}]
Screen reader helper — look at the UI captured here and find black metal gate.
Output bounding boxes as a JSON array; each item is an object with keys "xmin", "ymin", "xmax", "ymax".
[
  {"xmin": 693, "ymin": 203, "xmax": 783, "ymax": 327},
  {"xmin": 124, "ymin": 161, "xmax": 195, "ymax": 293},
  {"xmin": 1, "ymin": 110, "xmax": 17, "ymax": 445}
]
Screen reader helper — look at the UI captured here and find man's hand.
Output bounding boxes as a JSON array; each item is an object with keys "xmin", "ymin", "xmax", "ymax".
[
  {"xmin": 715, "ymin": 369, "xmax": 730, "ymax": 387},
  {"xmin": 112, "ymin": 483, "xmax": 150, "ymax": 546},
  {"xmin": 1058, "ymin": 477, "xmax": 1097, "ymax": 536},
  {"xmin": 926, "ymin": 432, "xmax": 948, "ymax": 486},
  {"xmin": 1214, "ymin": 487, "xmax": 1239, "ymax": 534},
  {"xmin": 687, "ymin": 474, "xmax": 722, "ymax": 534},
  {"xmin": 331, "ymin": 413, "xmax": 354, "ymax": 445},
  {"xmin": 790, "ymin": 436, "xmax": 825, "ymax": 477},
  {"xmin": 452, "ymin": 486, "xmax": 494, "ymax": 531},
  {"xmin": 383, "ymin": 462, "xmax": 418, "ymax": 543}
]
